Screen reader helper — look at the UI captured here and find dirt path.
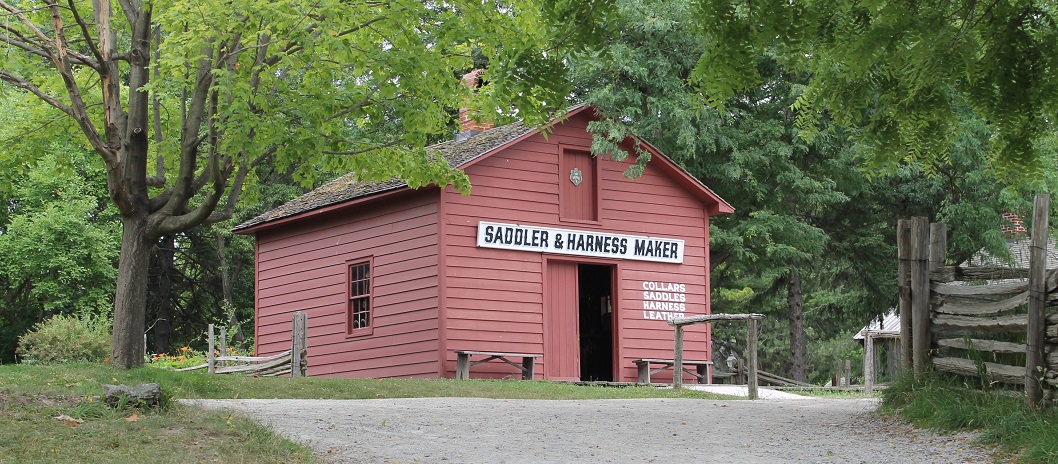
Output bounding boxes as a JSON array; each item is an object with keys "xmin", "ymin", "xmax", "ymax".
[{"xmin": 188, "ymin": 397, "xmax": 996, "ymax": 463}]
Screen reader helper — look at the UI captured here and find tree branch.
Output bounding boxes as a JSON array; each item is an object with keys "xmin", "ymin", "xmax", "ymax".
[
  {"xmin": 321, "ymin": 139, "xmax": 401, "ymax": 155},
  {"xmin": 261, "ymin": 15, "xmax": 387, "ymax": 67},
  {"xmin": 116, "ymin": 0, "xmax": 139, "ymax": 25},
  {"xmin": 158, "ymin": 42, "xmax": 215, "ymax": 217},
  {"xmin": 146, "ymin": 27, "xmax": 165, "ymax": 188},
  {"xmin": 0, "ymin": 33, "xmax": 51, "ymax": 60},
  {"xmin": 0, "ymin": 72, "xmax": 70, "ymax": 114},
  {"xmin": 67, "ymin": 0, "xmax": 103, "ymax": 67},
  {"xmin": 0, "ymin": 70, "xmax": 116, "ymax": 159},
  {"xmin": 0, "ymin": 1, "xmax": 58, "ymax": 50},
  {"xmin": 325, "ymin": 87, "xmax": 379, "ymax": 122},
  {"xmin": 205, "ymin": 146, "xmax": 277, "ymax": 224}
]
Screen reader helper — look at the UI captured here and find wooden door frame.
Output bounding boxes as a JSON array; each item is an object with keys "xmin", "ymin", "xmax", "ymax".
[{"xmin": 542, "ymin": 255, "xmax": 622, "ymax": 381}]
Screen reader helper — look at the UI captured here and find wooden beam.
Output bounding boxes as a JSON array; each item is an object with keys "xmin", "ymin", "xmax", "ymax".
[
  {"xmin": 932, "ymin": 280, "xmax": 1028, "ymax": 297},
  {"xmin": 933, "ymin": 314, "xmax": 1027, "ymax": 332},
  {"xmin": 668, "ymin": 313, "xmax": 765, "ymax": 327},
  {"xmin": 933, "ymin": 357, "xmax": 1025, "ymax": 385},
  {"xmin": 934, "ymin": 291, "xmax": 1028, "ymax": 317},
  {"xmin": 933, "ymin": 266, "xmax": 1033, "ymax": 282},
  {"xmin": 936, "ymin": 338, "xmax": 1026, "ymax": 354}
]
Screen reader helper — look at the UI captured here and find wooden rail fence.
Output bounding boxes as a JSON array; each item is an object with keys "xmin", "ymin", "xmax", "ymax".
[
  {"xmin": 900, "ymin": 194, "xmax": 1055, "ymax": 407},
  {"xmin": 180, "ymin": 311, "xmax": 308, "ymax": 377}
]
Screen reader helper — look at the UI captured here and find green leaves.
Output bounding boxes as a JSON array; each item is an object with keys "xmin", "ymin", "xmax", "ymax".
[
  {"xmin": 691, "ymin": 0, "xmax": 1058, "ymax": 177},
  {"xmin": 0, "ymin": 153, "xmax": 119, "ymax": 315}
]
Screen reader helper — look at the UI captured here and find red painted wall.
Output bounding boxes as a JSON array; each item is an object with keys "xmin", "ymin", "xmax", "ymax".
[
  {"xmin": 254, "ymin": 191, "xmax": 443, "ymax": 378},
  {"xmin": 439, "ymin": 111, "xmax": 712, "ymax": 382}
]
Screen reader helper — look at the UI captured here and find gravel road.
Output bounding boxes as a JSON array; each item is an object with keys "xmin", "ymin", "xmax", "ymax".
[{"xmin": 188, "ymin": 396, "xmax": 996, "ymax": 463}]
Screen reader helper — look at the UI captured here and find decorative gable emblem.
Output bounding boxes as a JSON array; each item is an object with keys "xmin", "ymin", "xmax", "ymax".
[{"xmin": 570, "ymin": 168, "xmax": 583, "ymax": 186}]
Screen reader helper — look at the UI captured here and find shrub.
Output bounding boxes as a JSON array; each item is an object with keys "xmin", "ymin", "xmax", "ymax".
[{"xmin": 16, "ymin": 314, "xmax": 111, "ymax": 364}]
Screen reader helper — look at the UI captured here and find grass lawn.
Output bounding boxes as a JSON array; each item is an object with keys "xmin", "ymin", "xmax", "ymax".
[{"xmin": 0, "ymin": 363, "xmax": 729, "ymax": 463}]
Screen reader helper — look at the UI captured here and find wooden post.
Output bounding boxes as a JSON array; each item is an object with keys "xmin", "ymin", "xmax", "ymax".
[
  {"xmin": 673, "ymin": 325, "xmax": 685, "ymax": 390},
  {"xmin": 207, "ymin": 323, "xmax": 215, "ymax": 374},
  {"xmin": 929, "ymin": 223, "xmax": 947, "ymax": 272},
  {"xmin": 747, "ymin": 318, "xmax": 759, "ymax": 400},
  {"xmin": 1027, "ymin": 194, "xmax": 1049, "ymax": 408},
  {"xmin": 897, "ymin": 219, "xmax": 913, "ymax": 371},
  {"xmin": 301, "ymin": 311, "xmax": 308, "ymax": 377},
  {"xmin": 864, "ymin": 333, "xmax": 875, "ymax": 393},
  {"xmin": 218, "ymin": 327, "xmax": 227, "ymax": 368},
  {"xmin": 910, "ymin": 217, "xmax": 931, "ymax": 375},
  {"xmin": 926, "ymin": 222, "xmax": 946, "ymax": 377},
  {"xmin": 845, "ymin": 360, "xmax": 852, "ymax": 387},
  {"xmin": 291, "ymin": 311, "xmax": 307, "ymax": 378},
  {"xmin": 834, "ymin": 359, "xmax": 841, "ymax": 386}
]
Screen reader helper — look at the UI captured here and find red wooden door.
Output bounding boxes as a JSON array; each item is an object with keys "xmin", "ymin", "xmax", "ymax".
[
  {"xmin": 545, "ymin": 261, "xmax": 580, "ymax": 380},
  {"xmin": 560, "ymin": 149, "xmax": 597, "ymax": 221}
]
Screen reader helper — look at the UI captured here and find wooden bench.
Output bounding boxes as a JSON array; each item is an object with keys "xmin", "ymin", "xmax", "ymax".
[
  {"xmin": 634, "ymin": 358, "xmax": 714, "ymax": 384},
  {"xmin": 454, "ymin": 350, "xmax": 542, "ymax": 380}
]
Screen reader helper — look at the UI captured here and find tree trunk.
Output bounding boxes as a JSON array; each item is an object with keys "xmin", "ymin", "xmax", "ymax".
[
  {"xmin": 217, "ymin": 231, "xmax": 246, "ymax": 344},
  {"xmin": 150, "ymin": 235, "xmax": 176, "ymax": 355},
  {"xmin": 110, "ymin": 214, "xmax": 155, "ymax": 368},
  {"xmin": 787, "ymin": 267, "xmax": 807, "ymax": 382}
]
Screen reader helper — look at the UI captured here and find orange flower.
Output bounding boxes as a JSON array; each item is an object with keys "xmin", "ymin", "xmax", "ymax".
[
  {"xmin": 177, "ymin": 355, "xmax": 186, "ymax": 362},
  {"xmin": 180, "ymin": 346, "xmax": 190, "ymax": 352}
]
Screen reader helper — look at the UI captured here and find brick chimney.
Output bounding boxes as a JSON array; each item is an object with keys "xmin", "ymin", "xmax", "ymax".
[
  {"xmin": 1001, "ymin": 212, "xmax": 1028, "ymax": 237},
  {"xmin": 457, "ymin": 70, "xmax": 494, "ymax": 137}
]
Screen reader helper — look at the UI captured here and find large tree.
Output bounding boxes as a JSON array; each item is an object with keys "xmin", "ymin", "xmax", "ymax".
[{"xmin": 0, "ymin": 0, "xmax": 567, "ymax": 367}]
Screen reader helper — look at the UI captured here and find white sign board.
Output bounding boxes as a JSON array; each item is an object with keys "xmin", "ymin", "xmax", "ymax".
[{"xmin": 476, "ymin": 221, "xmax": 684, "ymax": 264}]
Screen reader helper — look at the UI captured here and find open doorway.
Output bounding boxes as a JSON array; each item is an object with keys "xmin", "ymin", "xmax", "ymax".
[{"xmin": 578, "ymin": 264, "xmax": 613, "ymax": 381}]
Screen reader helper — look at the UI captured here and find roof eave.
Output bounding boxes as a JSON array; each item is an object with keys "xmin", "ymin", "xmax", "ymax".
[{"xmin": 232, "ymin": 185, "xmax": 425, "ymax": 235}]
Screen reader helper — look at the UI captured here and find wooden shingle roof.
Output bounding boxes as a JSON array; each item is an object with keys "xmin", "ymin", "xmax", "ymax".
[{"xmin": 233, "ymin": 110, "xmax": 564, "ymax": 232}]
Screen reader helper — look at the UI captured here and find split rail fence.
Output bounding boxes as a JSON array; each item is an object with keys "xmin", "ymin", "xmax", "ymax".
[
  {"xmin": 179, "ymin": 311, "xmax": 308, "ymax": 377},
  {"xmin": 899, "ymin": 194, "xmax": 1056, "ymax": 407}
]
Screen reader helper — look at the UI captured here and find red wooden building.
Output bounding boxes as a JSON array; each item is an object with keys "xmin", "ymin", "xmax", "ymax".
[{"xmin": 234, "ymin": 104, "xmax": 733, "ymax": 382}]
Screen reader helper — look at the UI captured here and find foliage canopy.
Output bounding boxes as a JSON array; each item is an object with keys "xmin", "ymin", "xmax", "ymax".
[
  {"xmin": 0, "ymin": 0, "xmax": 569, "ymax": 367},
  {"xmin": 690, "ymin": 0, "xmax": 1058, "ymax": 176}
]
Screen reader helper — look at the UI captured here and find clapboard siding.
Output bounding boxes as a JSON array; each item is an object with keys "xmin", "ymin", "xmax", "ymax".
[
  {"xmin": 254, "ymin": 191, "xmax": 442, "ymax": 377},
  {"xmin": 256, "ymin": 197, "xmax": 438, "ymax": 254},
  {"xmin": 257, "ymin": 222, "xmax": 435, "ymax": 273},
  {"xmin": 438, "ymin": 111, "xmax": 712, "ymax": 381}
]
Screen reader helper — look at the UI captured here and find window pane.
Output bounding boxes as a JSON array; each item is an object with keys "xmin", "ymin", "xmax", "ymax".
[{"xmin": 349, "ymin": 261, "xmax": 371, "ymax": 332}]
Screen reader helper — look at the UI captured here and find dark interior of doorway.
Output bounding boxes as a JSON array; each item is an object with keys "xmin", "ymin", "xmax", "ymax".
[{"xmin": 579, "ymin": 264, "xmax": 613, "ymax": 381}]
